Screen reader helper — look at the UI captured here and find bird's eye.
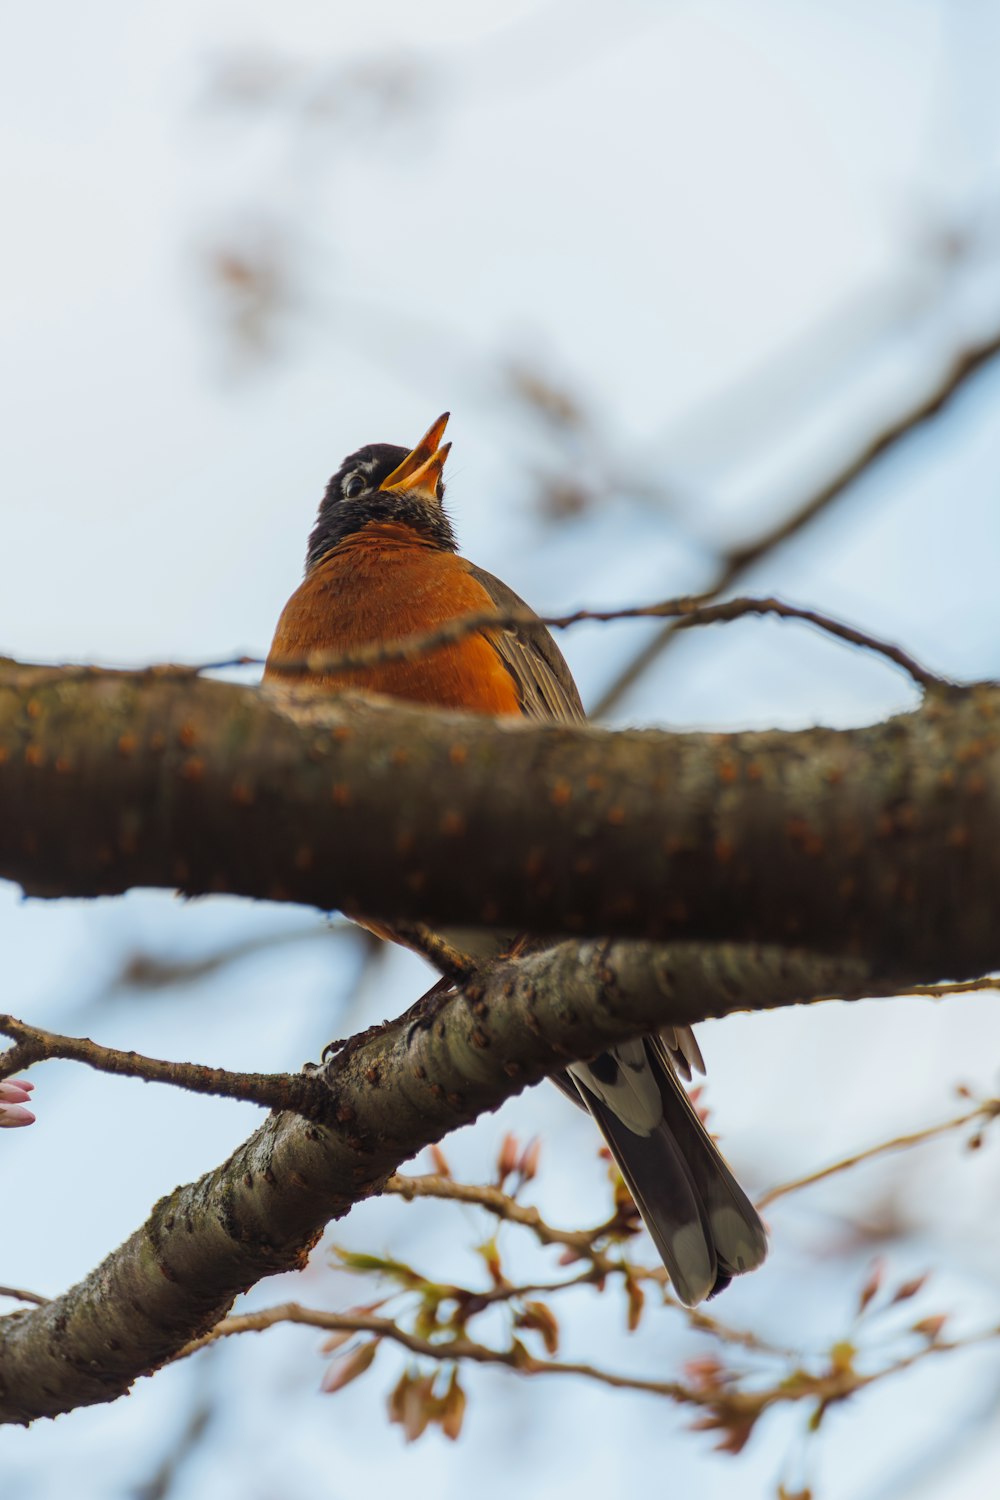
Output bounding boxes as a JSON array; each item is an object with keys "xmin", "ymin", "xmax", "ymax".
[{"xmin": 343, "ymin": 473, "xmax": 365, "ymax": 499}]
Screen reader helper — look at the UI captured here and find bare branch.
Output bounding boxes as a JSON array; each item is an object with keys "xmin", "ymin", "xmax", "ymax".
[
  {"xmin": 593, "ymin": 323, "xmax": 1000, "ymax": 716},
  {"xmin": 0, "ymin": 1287, "xmax": 48, "ymax": 1308},
  {"xmin": 109, "ymin": 921, "xmax": 347, "ymax": 994},
  {"xmin": 385, "ymin": 1171, "xmax": 605, "ymax": 1257},
  {"xmin": 903, "ymin": 977, "xmax": 1000, "ymax": 998},
  {"xmin": 231, "ymin": 592, "xmax": 946, "ymax": 692},
  {"xmin": 386, "ymin": 923, "xmax": 480, "ymax": 981},
  {"xmin": 757, "ymin": 1096, "xmax": 1000, "ymax": 1209},
  {"xmin": 0, "ymin": 1013, "xmax": 325, "ymax": 1115}
]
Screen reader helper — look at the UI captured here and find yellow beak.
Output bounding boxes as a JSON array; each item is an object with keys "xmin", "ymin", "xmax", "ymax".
[{"xmin": 379, "ymin": 412, "xmax": 451, "ymax": 498}]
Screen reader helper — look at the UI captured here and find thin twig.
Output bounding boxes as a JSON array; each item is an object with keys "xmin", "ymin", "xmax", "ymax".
[
  {"xmin": 175, "ymin": 1301, "xmax": 694, "ymax": 1400},
  {"xmin": 386, "ymin": 1170, "xmax": 795, "ymax": 1357},
  {"xmin": 16, "ymin": 594, "xmax": 939, "ymax": 696},
  {"xmin": 388, "ymin": 923, "xmax": 480, "ymax": 982},
  {"xmin": 903, "ymin": 977, "xmax": 1000, "ymax": 998},
  {"xmin": 0, "ymin": 1285, "xmax": 49, "ymax": 1307},
  {"xmin": 592, "ymin": 324, "xmax": 1000, "ymax": 716},
  {"xmin": 385, "ymin": 1172, "xmax": 607, "ymax": 1257},
  {"xmin": 175, "ymin": 1298, "xmax": 1000, "ymax": 1427},
  {"xmin": 0, "ymin": 1014, "xmax": 326, "ymax": 1117},
  {"xmin": 254, "ymin": 593, "xmax": 943, "ymax": 692},
  {"xmin": 133, "ymin": 1354, "xmax": 218, "ymax": 1500},
  {"xmin": 757, "ymin": 1098, "xmax": 1000, "ymax": 1209},
  {"xmin": 109, "ymin": 922, "xmax": 347, "ymax": 994}
]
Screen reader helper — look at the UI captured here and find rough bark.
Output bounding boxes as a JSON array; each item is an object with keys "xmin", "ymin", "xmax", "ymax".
[
  {"xmin": 0, "ymin": 939, "xmax": 882, "ymax": 1427},
  {"xmin": 1, "ymin": 662, "xmax": 998, "ymax": 976}
]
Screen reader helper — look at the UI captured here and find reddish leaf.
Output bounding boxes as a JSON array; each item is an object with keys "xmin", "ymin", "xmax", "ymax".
[
  {"xmin": 318, "ymin": 1328, "xmax": 355, "ymax": 1355},
  {"xmin": 626, "ymin": 1277, "xmax": 645, "ymax": 1332},
  {"xmin": 518, "ymin": 1136, "xmax": 542, "ymax": 1181},
  {"xmin": 388, "ymin": 1370, "xmax": 411, "ymax": 1426},
  {"xmin": 399, "ymin": 1374, "xmax": 437, "ymax": 1442},
  {"xmin": 496, "ymin": 1132, "xmax": 520, "ymax": 1184},
  {"xmin": 857, "ymin": 1257, "xmax": 885, "ymax": 1315},
  {"xmin": 320, "ymin": 1339, "xmax": 378, "ymax": 1393},
  {"xmin": 440, "ymin": 1370, "xmax": 467, "ymax": 1440},
  {"xmin": 688, "ymin": 1085, "xmax": 711, "ymax": 1126},
  {"xmin": 516, "ymin": 1301, "xmax": 560, "ymax": 1356},
  {"xmin": 684, "ymin": 1357, "xmax": 726, "ymax": 1391},
  {"xmin": 891, "ymin": 1273, "xmax": 929, "ymax": 1305},
  {"xmin": 912, "ymin": 1314, "xmax": 948, "ymax": 1341},
  {"xmin": 691, "ymin": 1413, "xmax": 757, "ymax": 1455},
  {"xmin": 429, "ymin": 1143, "xmax": 451, "ymax": 1178}
]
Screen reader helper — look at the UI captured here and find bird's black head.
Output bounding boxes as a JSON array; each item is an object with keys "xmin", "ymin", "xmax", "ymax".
[{"xmin": 306, "ymin": 413, "xmax": 457, "ymax": 570}]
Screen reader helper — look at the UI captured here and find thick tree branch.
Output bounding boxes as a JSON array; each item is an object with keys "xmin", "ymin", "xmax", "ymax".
[
  {"xmin": 1, "ymin": 660, "xmax": 999, "ymax": 976},
  {"xmin": 0, "ymin": 938, "xmax": 892, "ymax": 1427}
]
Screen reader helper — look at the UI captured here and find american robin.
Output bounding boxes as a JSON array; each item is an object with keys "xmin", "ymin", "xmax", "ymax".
[{"xmin": 265, "ymin": 413, "xmax": 767, "ymax": 1305}]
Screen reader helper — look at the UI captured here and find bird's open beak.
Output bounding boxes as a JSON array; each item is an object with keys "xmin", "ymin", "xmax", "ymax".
[{"xmin": 379, "ymin": 412, "xmax": 451, "ymax": 499}]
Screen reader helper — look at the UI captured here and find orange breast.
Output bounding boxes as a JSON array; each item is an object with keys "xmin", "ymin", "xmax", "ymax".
[{"xmin": 265, "ymin": 525, "xmax": 522, "ymax": 717}]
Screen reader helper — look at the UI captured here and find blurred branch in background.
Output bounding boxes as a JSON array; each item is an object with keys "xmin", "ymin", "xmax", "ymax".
[
  {"xmin": 593, "ymin": 317, "xmax": 1000, "ymax": 716},
  {"xmin": 203, "ymin": 45, "xmax": 438, "ymax": 130},
  {"xmin": 198, "ymin": 222, "xmax": 297, "ymax": 366},
  {"xmin": 501, "ymin": 361, "xmax": 685, "ymax": 524},
  {"xmin": 108, "ymin": 920, "xmax": 355, "ymax": 996},
  {"xmin": 193, "ymin": 46, "xmax": 442, "ymax": 367},
  {"xmin": 133, "ymin": 1346, "xmax": 221, "ymax": 1500},
  {"xmin": 69, "ymin": 914, "xmax": 382, "ymax": 1054},
  {"xmin": 757, "ymin": 1089, "xmax": 1000, "ymax": 1210}
]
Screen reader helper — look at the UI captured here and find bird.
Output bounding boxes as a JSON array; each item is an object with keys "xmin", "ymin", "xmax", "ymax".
[{"xmin": 264, "ymin": 413, "xmax": 767, "ymax": 1305}]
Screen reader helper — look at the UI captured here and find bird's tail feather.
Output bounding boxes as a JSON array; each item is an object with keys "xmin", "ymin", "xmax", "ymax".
[{"xmin": 571, "ymin": 1039, "xmax": 767, "ymax": 1307}]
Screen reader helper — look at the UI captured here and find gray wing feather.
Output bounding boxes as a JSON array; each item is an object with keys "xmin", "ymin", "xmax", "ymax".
[{"xmin": 463, "ymin": 563, "xmax": 586, "ymax": 725}]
